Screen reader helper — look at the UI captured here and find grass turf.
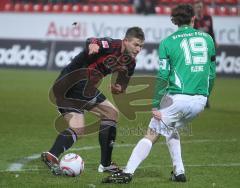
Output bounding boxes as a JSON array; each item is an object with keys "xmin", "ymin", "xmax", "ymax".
[{"xmin": 0, "ymin": 69, "xmax": 240, "ymax": 188}]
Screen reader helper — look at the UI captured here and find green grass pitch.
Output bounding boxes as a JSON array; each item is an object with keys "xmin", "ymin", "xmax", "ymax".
[{"xmin": 0, "ymin": 69, "xmax": 240, "ymax": 188}]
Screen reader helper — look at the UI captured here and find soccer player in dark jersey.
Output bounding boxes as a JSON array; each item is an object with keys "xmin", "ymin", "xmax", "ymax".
[
  {"xmin": 41, "ymin": 27, "xmax": 145, "ymax": 175},
  {"xmin": 194, "ymin": 0, "xmax": 216, "ymax": 108}
]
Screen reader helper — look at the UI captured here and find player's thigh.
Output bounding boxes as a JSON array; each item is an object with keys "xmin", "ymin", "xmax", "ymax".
[
  {"xmin": 63, "ymin": 112, "xmax": 85, "ymax": 135},
  {"xmin": 186, "ymin": 96, "xmax": 207, "ymax": 120},
  {"xmin": 90, "ymin": 99, "xmax": 119, "ymax": 120},
  {"xmin": 160, "ymin": 95, "xmax": 198, "ymax": 125},
  {"xmin": 144, "ymin": 128, "xmax": 160, "ymax": 144},
  {"xmin": 160, "ymin": 98, "xmax": 184, "ymax": 126},
  {"xmin": 148, "ymin": 116, "xmax": 174, "ymax": 137}
]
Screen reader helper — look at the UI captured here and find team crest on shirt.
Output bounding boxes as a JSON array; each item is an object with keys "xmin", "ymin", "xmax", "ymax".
[
  {"xmin": 158, "ymin": 59, "xmax": 167, "ymax": 70},
  {"xmin": 102, "ymin": 41, "xmax": 109, "ymax": 48}
]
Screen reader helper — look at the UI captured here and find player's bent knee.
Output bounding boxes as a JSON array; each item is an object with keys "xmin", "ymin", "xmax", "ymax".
[
  {"xmin": 144, "ymin": 128, "xmax": 160, "ymax": 144},
  {"xmin": 70, "ymin": 127, "xmax": 85, "ymax": 137}
]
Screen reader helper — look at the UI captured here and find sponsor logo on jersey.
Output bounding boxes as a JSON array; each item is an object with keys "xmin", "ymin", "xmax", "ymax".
[
  {"xmin": 158, "ymin": 59, "xmax": 168, "ymax": 70},
  {"xmin": 101, "ymin": 41, "xmax": 109, "ymax": 48}
]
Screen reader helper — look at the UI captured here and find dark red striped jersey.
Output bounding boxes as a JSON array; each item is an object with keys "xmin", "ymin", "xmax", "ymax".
[
  {"xmin": 194, "ymin": 15, "xmax": 216, "ymax": 44},
  {"xmin": 59, "ymin": 37, "xmax": 136, "ymax": 90}
]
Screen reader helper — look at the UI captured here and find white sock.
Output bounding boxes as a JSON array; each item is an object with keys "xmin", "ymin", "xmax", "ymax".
[
  {"xmin": 165, "ymin": 132, "xmax": 185, "ymax": 175},
  {"xmin": 124, "ymin": 138, "xmax": 152, "ymax": 174}
]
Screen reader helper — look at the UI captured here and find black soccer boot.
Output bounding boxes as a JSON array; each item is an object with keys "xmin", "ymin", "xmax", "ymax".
[
  {"xmin": 170, "ymin": 171, "xmax": 187, "ymax": 182},
  {"xmin": 102, "ymin": 171, "xmax": 133, "ymax": 184}
]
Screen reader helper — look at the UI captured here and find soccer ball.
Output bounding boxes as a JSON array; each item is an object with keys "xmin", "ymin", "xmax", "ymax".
[{"xmin": 60, "ymin": 153, "xmax": 84, "ymax": 177}]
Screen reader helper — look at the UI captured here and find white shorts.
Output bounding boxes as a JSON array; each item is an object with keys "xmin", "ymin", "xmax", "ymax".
[{"xmin": 149, "ymin": 94, "xmax": 207, "ymax": 137}]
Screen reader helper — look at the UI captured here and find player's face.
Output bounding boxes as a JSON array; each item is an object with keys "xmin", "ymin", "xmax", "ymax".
[
  {"xmin": 194, "ymin": 2, "xmax": 204, "ymax": 16},
  {"xmin": 123, "ymin": 37, "xmax": 144, "ymax": 58}
]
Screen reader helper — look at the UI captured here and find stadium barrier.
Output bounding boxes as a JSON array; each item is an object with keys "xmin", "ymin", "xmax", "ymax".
[
  {"xmin": 0, "ymin": 39, "xmax": 239, "ymax": 76},
  {"xmin": 0, "ymin": 13, "xmax": 239, "ymax": 76}
]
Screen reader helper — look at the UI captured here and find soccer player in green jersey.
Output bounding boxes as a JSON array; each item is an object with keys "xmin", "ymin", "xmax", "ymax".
[{"xmin": 102, "ymin": 4, "xmax": 216, "ymax": 184}]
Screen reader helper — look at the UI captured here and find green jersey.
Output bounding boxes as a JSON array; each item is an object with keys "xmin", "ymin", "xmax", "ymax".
[{"xmin": 153, "ymin": 26, "xmax": 216, "ymax": 108}]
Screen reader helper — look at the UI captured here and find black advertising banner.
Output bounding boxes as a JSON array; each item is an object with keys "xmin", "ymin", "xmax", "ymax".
[
  {"xmin": 49, "ymin": 41, "xmax": 84, "ymax": 70},
  {"xmin": 0, "ymin": 39, "xmax": 50, "ymax": 69},
  {"xmin": 0, "ymin": 39, "xmax": 239, "ymax": 76},
  {"xmin": 215, "ymin": 46, "xmax": 240, "ymax": 76}
]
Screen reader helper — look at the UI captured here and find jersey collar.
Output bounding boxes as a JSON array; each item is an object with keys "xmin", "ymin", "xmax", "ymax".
[{"xmin": 178, "ymin": 25, "xmax": 192, "ymax": 31}]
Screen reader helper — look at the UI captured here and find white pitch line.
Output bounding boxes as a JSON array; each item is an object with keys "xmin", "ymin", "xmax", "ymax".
[
  {"xmin": 2, "ymin": 162, "xmax": 240, "ymax": 173},
  {"xmin": 140, "ymin": 163, "xmax": 240, "ymax": 169},
  {"xmin": 7, "ymin": 163, "xmax": 24, "ymax": 172},
  {"xmin": 4, "ymin": 138, "xmax": 238, "ymax": 172},
  {"xmin": 6, "ymin": 154, "xmax": 40, "ymax": 172},
  {"xmin": 70, "ymin": 143, "xmax": 134, "ymax": 151},
  {"xmin": 70, "ymin": 138, "xmax": 238, "ymax": 151}
]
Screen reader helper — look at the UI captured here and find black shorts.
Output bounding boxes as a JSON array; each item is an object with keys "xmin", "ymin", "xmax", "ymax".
[{"xmin": 55, "ymin": 79, "xmax": 106, "ymax": 114}]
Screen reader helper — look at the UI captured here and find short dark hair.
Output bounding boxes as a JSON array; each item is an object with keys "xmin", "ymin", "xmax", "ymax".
[
  {"xmin": 171, "ymin": 4, "xmax": 194, "ymax": 26},
  {"xmin": 125, "ymin": 27, "xmax": 145, "ymax": 41}
]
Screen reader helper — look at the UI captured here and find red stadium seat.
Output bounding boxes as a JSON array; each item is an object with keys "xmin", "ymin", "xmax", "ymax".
[
  {"xmin": 88, "ymin": 0, "xmax": 128, "ymax": 3},
  {"xmin": 155, "ymin": 6, "xmax": 164, "ymax": 14},
  {"xmin": 120, "ymin": 5, "xmax": 134, "ymax": 14},
  {"xmin": 33, "ymin": 4, "xmax": 43, "ymax": 12},
  {"xmin": 215, "ymin": 6, "xmax": 229, "ymax": 16},
  {"xmin": 52, "ymin": 4, "xmax": 62, "ymax": 13},
  {"xmin": 163, "ymin": 6, "xmax": 171, "ymax": 15},
  {"xmin": 14, "ymin": 3, "xmax": 23, "ymax": 12},
  {"xmin": 119, "ymin": 0, "xmax": 129, "ymax": 3},
  {"xmin": 101, "ymin": 5, "xmax": 111, "ymax": 14},
  {"xmin": 43, "ymin": 4, "xmax": 53, "ymax": 13},
  {"xmin": 4, "ymin": 3, "xmax": 14, "ymax": 11},
  {"xmin": 228, "ymin": 6, "xmax": 238, "ymax": 16},
  {"xmin": 62, "ymin": 4, "xmax": 72, "ymax": 12},
  {"xmin": 171, "ymin": 0, "xmax": 182, "ymax": 4},
  {"xmin": 91, "ymin": 5, "xmax": 101, "ymax": 13},
  {"xmin": 72, "ymin": 4, "xmax": 82, "ymax": 13},
  {"xmin": 225, "ymin": 0, "xmax": 237, "ymax": 4},
  {"xmin": 111, "ymin": 4, "xmax": 121, "ymax": 14},
  {"xmin": 203, "ymin": 0, "xmax": 212, "ymax": 4},
  {"xmin": 179, "ymin": 0, "xmax": 193, "ymax": 3},
  {"xmin": 204, "ymin": 6, "xmax": 215, "ymax": 15},
  {"xmin": 215, "ymin": 0, "xmax": 225, "ymax": 4},
  {"xmin": 23, "ymin": 3, "xmax": 33, "ymax": 12},
  {"xmin": 160, "ymin": 0, "xmax": 171, "ymax": 3},
  {"xmin": 82, "ymin": 4, "xmax": 91, "ymax": 13}
]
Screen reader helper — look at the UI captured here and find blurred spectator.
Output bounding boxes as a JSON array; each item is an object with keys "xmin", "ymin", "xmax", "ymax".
[
  {"xmin": 193, "ymin": 0, "xmax": 216, "ymax": 45},
  {"xmin": 193, "ymin": 0, "xmax": 217, "ymax": 109},
  {"xmin": 132, "ymin": 0, "xmax": 156, "ymax": 14}
]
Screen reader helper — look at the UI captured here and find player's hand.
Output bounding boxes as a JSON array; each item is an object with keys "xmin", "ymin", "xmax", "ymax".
[
  {"xmin": 111, "ymin": 84, "xmax": 123, "ymax": 94},
  {"xmin": 152, "ymin": 109, "xmax": 162, "ymax": 120},
  {"xmin": 88, "ymin": 43, "xmax": 100, "ymax": 55}
]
